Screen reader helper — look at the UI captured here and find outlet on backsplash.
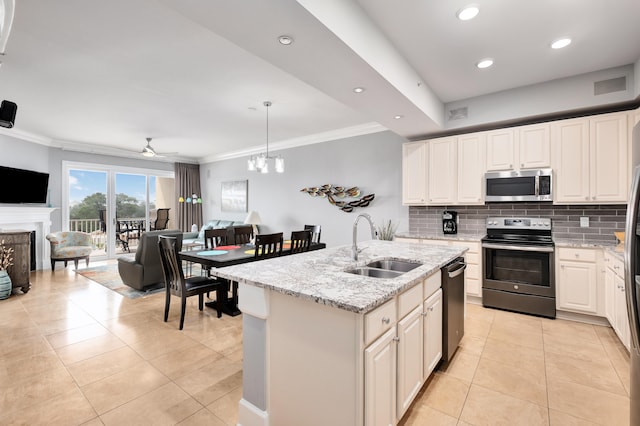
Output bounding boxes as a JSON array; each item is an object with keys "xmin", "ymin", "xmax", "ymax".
[{"xmin": 580, "ymin": 217, "xmax": 589, "ymax": 227}]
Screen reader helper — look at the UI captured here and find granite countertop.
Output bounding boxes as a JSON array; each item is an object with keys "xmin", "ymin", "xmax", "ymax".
[
  {"xmin": 395, "ymin": 232, "xmax": 485, "ymax": 242},
  {"xmin": 215, "ymin": 240, "xmax": 466, "ymax": 314}
]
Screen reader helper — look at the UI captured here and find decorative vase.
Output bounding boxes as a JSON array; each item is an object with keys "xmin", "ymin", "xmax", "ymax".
[{"xmin": 0, "ymin": 270, "xmax": 11, "ymax": 300}]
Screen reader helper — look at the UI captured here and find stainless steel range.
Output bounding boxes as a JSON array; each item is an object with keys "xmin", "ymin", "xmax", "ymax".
[{"xmin": 481, "ymin": 217, "xmax": 556, "ymax": 318}]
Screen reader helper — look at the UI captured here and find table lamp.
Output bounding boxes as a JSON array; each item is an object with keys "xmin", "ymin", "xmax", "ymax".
[{"xmin": 244, "ymin": 211, "xmax": 262, "ymax": 237}]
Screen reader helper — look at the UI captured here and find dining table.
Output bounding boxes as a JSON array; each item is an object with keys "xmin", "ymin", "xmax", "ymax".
[{"xmin": 179, "ymin": 241, "xmax": 326, "ymax": 316}]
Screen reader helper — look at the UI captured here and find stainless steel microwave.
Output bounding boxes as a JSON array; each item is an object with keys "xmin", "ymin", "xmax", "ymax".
[{"xmin": 484, "ymin": 169, "xmax": 552, "ymax": 202}]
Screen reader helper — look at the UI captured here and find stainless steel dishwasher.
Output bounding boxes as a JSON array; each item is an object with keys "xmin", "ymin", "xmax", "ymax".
[{"xmin": 441, "ymin": 257, "xmax": 466, "ymax": 363}]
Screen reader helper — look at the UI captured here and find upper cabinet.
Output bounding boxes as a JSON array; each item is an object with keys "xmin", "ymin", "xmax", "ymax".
[
  {"xmin": 486, "ymin": 124, "xmax": 551, "ymax": 171},
  {"xmin": 553, "ymin": 112, "xmax": 628, "ymax": 204},
  {"xmin": 427, "ymin": 137, "xmax": 457, "ymax": 204},
  {"xmin": 402, "ymin": 141, "xmax": 428, "ymax": 205},
  {"xmin": 457, "ymin": 133, "xmax": 486, "ymax": 205}
]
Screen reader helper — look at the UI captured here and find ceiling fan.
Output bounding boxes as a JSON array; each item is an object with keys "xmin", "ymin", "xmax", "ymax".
[{"xmin": 140, "ymin": 137, "xmax": 177, "ymax": 158}]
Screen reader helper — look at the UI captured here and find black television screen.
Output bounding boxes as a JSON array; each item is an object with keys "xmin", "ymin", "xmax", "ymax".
[{"xmin": 0, "ymin": 165, "xmax": 49, "ymax": 204}]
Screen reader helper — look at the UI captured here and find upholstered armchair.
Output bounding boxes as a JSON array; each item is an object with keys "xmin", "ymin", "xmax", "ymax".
[
  {"xmin": 117, "ymin": 229, "xmax": 183, "ymax": 290},
  {"xmin": 46, "ymin": 231, "xmax": 93, "ymax": 270}
]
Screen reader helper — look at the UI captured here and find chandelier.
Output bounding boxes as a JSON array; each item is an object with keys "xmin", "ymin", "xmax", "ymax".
[{"xmin": 247, "ymin": 101, "xmax": 284, "ymax": 173}]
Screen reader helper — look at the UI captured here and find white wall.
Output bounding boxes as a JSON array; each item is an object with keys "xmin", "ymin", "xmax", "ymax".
[
  {"xmin": 443, "ymin": 65, "xmax": 636, "ymax": 130},
  {"xmin": 200, "ymin": 131, "xmax": 409, "ymax": 247},
  {"xmin": 635, "ymin": 58, "xmax": 640, "ymax": 99}
]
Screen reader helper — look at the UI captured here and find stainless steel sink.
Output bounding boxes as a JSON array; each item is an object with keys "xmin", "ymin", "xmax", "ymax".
[
  {"xmin": 346, "ymin": 267, "xmax": 402, "ymax": 279},
  {"xmin": 366, "ymin": 259, "xmax": 422, "ymax": 273}
]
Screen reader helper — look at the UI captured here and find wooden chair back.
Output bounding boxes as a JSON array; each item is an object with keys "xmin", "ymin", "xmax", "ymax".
[
  {"xmin": 205, "ymin": 228, "xmax": 228, "ymax": 249},
  {"xmin": 254, "ymin": 232, "xmax": 284, "ymax": 259},
  {"xmin": 233, "ymin": 225, "xmax": 254, "ymax": 244},
  {"xmin": 290, "ymin": 230, "xmax": 312, "ymax": 254},
  {"xmin": 304, "ymin": 224, "xmax": 321, "ymax": 244},
  {"xmin": 158, "ymin": 235, "xmax": 186, "ymax": 297}
]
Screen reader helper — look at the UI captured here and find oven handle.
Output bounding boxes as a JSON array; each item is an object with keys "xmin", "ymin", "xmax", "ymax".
[{"xmin": 482, "ymin": 243, "xmax": 554, "ymax": 253}]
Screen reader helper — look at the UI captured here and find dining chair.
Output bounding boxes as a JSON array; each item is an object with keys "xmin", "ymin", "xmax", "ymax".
[
  {"xmin": 150, "ymin": 208, "xmax": 170, "ymax": 231},
  {"xmin": 158, "ymin": 235, "xmax": 226, "ymax": 329},
  {"xmin": 254, "ymin": 232, "xmax": 284, "ymax": 259},
  {"xmin": 205, "ymin": 228, "xmax": 228, "ymax": 249},
  {"xmin": 233, "ymin": 225, "xmax": 254, "ymax": 245},
  {"xmin": 290, "ymin": 230, "xmax": 312, "ymax": 254},
  {"xmin": 304, "ymin": 224, "xmax": 322, "ymax": 244}
]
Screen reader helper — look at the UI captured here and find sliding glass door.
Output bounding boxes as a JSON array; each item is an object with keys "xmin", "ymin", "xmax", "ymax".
[{"xmin": 63, "ymin": 162, "xmax": 174, "ymax": 261}]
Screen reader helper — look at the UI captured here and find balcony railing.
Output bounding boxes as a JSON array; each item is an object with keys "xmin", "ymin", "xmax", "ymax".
[{"xmin": 69, "ymin": 217, "xmax": 146, "ymax": 253}]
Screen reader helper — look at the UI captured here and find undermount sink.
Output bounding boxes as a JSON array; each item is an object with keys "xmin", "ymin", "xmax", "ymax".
[
  {"xmin": 345, "ymin": 259, "xmax": 423, "ymax": 279},
  {"xmin": 366, "ymin": 259, "xmax": 422, "ymax": 273},
  {"xmin": 346, "ymin": 267, "xmax": 402, "ymax": 279}
]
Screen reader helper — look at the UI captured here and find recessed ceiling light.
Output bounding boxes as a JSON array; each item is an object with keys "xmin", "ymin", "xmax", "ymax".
[
  {"xmin": 353, "ymin": 87, "xmax": 366, "ymax": 93},
  {"xmin": 278, "ymin": 35, "xmax": 294, "ymax": 46},
  {"xmin": 551, "ymin": 38, "xmax": 572, "ymax": 49},
  {"xmin": 476, "ymin": 58, "xmax": 494, "ymax": 69},
  {"xmin": 394, "ymin": 115, "xmax": 403, "ymax": 120},
  {"xmin": 457, "ymin": 5, "xmax": 479, "ymax": 21}
]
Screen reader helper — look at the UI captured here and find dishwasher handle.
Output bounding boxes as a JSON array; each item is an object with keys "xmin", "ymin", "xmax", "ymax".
[{"xmin": 447, "ymin": 263, "xmax": 467, "ymax": 279}]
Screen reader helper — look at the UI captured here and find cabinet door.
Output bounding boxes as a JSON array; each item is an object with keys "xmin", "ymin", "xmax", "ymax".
[
  {"xmin": 557, "ymin": 260, "xmax": 598, "ymax": 314},
  {"xmin": 552, "ymin": 118, "xmax": 590, "ymax": 203},
  {"xmin": 365, "ymin": 327, "xmax": 397, "ymax": 426},
  {"xmin": 402, "ymin": 141, "xmax": 427, "ymax": 205},
  {"xmin": 614, "ymin": 274, "xmax": 631, "ymax": 351},
  {"xmin": 397, "ymin": 306, "xmax": 424, "ymax": 420},
  {"xmin": 457, "ymin": 133, "xmax": 485, "ymax": 205},
  {"xmin": 604, "ymin": 267, "xmax": 615, "ymax": 326},
  {"xmin": 486, "ymin": 129, "xmax": 515, "ymax": 171},
  {"xmin": 428, "ymin": 137, "xmax": 457, "ymax": 204},
  {"xmin": 590, "ymin": 113, "xmax": 628, "ymax": 203},
  {"xmin": 518, "ymin": 123, "xmax": 550, "ymax": 169},
  {"xmin": 423, "ymin": 289, "xmax": 443, "ymax": 379}
]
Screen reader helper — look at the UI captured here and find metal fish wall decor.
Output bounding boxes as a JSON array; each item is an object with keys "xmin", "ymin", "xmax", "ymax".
[{"xmin": 300, "ymin": 184, "xmax": 375, "ymax": 212}]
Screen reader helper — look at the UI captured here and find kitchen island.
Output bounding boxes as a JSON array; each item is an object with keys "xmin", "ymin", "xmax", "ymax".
[{"xmin": 215, "ymin": 240, "xmax": 466, "ymax": 426}]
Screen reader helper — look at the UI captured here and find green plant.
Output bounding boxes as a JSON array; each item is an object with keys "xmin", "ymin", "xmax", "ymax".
[
  {"xmin": 0, "ymin": 240, "xmax": 14, "ymax": 271},
  {"xmin": 377, "ymin": 220, "xmax": 398, "ymax": 241}
]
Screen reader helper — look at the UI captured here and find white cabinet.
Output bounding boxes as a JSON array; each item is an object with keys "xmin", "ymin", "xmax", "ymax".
[
  {"xmin": 553, "ymin": 112, "xmax": 628, "ymax": 204},
  {"xmin": 365, "ymin": 327, "xmax": 397, "ymax": 426},
  {"xmin": 556, "ymin": 248, "xmax": 600, "ymax": 315},
  {"xmin": 486, "ymin": 124, "xmax": 550, "ymax": 171},
  {"xmin": 604, "ymin": 251, "xmax": 630, "ymax": 351},
  {"xmin": 402, "ymin": 134, "xmax": 484, "ymax": 206},
  {"xmin": 396, "ymin": 305, "xmax": 424, "ymax": 418},
  {"xmin": 364, "ymin": 274, "xmax": 444, "ymax": 425},
  {"xmin": 457, "ymin": 133, "xmax": 486, "ymax": 205},
  {"xmin": 451, "ymin": 241, "xmax": 482, "ymax": 299},
  {"xmin": 423, "ymin": 289, "xmax": 443, "ymax": 378},
  {"xmin": 402, "ymin": 141, "xmax": 428, "ymax": 205},
  {"xmin": 428, "ymin": 137, "xmax": 457, "ymax": 204}
]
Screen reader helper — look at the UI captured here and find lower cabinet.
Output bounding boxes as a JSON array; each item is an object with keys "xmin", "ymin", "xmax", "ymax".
[
  {"xmin": 604, "ymin": 252, "xmax": 630, "ymax": 351},
  {"xmin": 364, "ymin": 272, "xmax": 443, "ymax": 425},
  {"xmin": 556, "ymin": 247, "xmax": 600, "ymax": 315}
]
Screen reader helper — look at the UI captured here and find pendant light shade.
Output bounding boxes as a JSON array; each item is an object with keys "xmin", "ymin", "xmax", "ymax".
[{"xmin": 247, "ymin": 101, "xmax": 284, "ymax": 174}]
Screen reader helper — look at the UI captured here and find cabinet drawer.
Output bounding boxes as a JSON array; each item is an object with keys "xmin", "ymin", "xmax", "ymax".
[
  {"xmin": 465, "ymin": 253, "xmax": 480, "ymax": 265},
  {"xmin": 365, "ymin": 298, "xmax": 397, "ymax": 346},
  {"xmin": 558, "ymin": 247, "xmax": 597, "ymax": 262},
  {"xmin": 423, "ymin": 239, "xmax": 450, "ymax": 246},
  {"xmin": 424, "ymin": 270, "xmax": 442, "ymax": 300},
  {"xmin": 399, "ymin": 283, "xmax": 423, "ymax": 319}
]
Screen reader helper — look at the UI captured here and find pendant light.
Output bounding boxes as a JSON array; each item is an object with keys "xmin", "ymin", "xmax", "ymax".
[{"xmin": 247, "ymin": 101, "xmax": 284, "ymax": 173}]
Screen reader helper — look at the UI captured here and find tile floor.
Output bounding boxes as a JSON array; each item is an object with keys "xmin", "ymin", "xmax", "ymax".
[{"xmin": 0, "ymin": 265, "xmax": 632, "ymax": 425}]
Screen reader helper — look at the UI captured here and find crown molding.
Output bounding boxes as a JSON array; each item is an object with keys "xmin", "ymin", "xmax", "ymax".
[{"xmin": 0, "ymin": 127, "xmax": 53, "ymax": 145}]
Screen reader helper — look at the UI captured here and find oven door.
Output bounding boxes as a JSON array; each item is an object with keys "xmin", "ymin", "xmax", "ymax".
[{"xmin": 482, "ymin": 243, "xmax": 555, "ymax": 297}]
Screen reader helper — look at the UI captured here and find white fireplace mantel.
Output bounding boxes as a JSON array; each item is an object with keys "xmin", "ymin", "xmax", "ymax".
[{"xmin": 0, "ymin": 206, "xmax": 57, "ymax": 270}]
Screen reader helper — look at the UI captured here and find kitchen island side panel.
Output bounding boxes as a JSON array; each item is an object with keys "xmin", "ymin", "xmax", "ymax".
[{"xmin": 269, "ymin": 290, "xmax": 364, "ymax": 426}]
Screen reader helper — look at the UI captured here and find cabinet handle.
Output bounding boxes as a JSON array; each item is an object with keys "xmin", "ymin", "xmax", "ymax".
[
  {"xmin": 509, "ymin": 164, "xmax": 513, "ymax": 168},
  {"xmin": 585, "ymin": 196, "xmax": 589, "ymax": 200},
  {"xmin": 382, "ymin": 317, "xmax": 390, "ymax": 324},
  {"xmin": 393, "ymin": 337, "xmax": 400, "ymax": 343},
  {"xmin": 421, "ymin": 312, "xmax": 428, "ymax": 317},
  {"xmin": 521, "ymin": 163, "xmax": 524, "ymax": 167},
  {"xmin": 592, "ymin": 196, "xmax": 596, "ymax": 200},
  {"xmin": 574, "ymin": 253, "xmax": 580, "ymax": 258}
]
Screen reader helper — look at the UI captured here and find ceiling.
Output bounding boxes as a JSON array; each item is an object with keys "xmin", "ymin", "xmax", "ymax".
[{"xmin": 0, "ymin": 0, "xmax": 638, "ymax": 163}]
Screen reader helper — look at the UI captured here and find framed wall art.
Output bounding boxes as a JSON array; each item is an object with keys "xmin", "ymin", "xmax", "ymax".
[{"xmin": 221, "ymin": 180, "xmax": 248, "ymax": 212}]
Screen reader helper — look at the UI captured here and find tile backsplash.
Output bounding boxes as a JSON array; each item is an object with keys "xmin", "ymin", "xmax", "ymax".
[{"xmin": 409, "ymin": 204, "xmax": 627, "ymax": 243}]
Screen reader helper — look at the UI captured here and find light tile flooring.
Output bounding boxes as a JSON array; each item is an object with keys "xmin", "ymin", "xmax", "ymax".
[{"xmin": 0, "ymin": 266, "xmax": 632, "ymax": 425}]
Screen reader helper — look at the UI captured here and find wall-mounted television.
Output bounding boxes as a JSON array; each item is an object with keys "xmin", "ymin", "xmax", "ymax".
[{"xmin": 0, "ymin": 165, "xmax": 49, "ymax": 204}]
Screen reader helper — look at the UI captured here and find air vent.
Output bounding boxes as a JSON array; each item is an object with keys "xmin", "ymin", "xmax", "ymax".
[
  {"xmin": 448, "ymin": 107, "xmax": 468, "ymax": 121},
  {"xmin": 594, "ymin": 76, "xmax": 626, "ymax": 95}
]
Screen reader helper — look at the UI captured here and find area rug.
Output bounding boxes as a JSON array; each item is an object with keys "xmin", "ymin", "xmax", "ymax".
[{"xmin": 75, "ymin": 264, "xmax": 165, "ymax": 299}]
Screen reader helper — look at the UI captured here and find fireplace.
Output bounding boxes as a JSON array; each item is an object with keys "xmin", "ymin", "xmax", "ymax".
[{"xmin": 0, "ymin": 207, "xmax": 57, "ymax": 270}]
